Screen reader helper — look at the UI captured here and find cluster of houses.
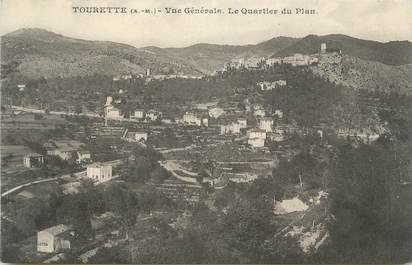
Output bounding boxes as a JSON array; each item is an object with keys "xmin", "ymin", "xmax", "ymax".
[
  {"xmin": 43, "ymin": 139, "xmax": 91, "ymax": 163},
  {"xmin": 22, "ymin": 139, "xmax": 92, "ymax": 169},
  {"xmin": 281, "ymin": 54, "xmax": 319, "ymax": 66},
  {"xmin": 158, "ymin": 98, "xmax": 296, "ymax": 149},
  {"xmin": 23, "ymin": 139, "xmax": 117, "ymax": 186},
  {"xmin": 227, "ymin": 53, "xmax": 319, "ymax": 70},
  {"xmin": 220, "ymin": 118, "xmax": 247, "ymax": 135},
  {"xmin": 214, "ymin": 97, "xmax": 321, "ymax": 148},
  {"xmin": 219, "ymin": 43, "xmax": 331, "ymax": 74},
  {"xmin": 178, "ymin": 111, "xmax": 209, "ymax": 127},
  {"xmin": 216, "ymin": 100, "xmax": 288, "ymax": 148},
  {"xmin": 23, "ymin": 139, "xmax": 116, "ymax": 185},
  {"xmin": 257, "ymin": 80, "xmax": 287, "ymax": 91},
  {"xmin": 112, "ymin": 69, "xmax": 202, "ymax": 83},
  {"xmin": 131, "ymin": 109, "xmax": 161, "ymax": 121},
  {"xmin": 104, "ymin": 96, "xmax": 162, "ymax": 121}
]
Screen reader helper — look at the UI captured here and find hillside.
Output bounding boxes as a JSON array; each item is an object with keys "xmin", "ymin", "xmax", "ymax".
[
  {"xmin": 1, "ymin": 28, "xmax": 299, "ymax": 78},
  {"xmin": 311, "ymin": 53, "xmax": 412, "ymax": 95},
  {"xmin": 275, "ymin": 34, "xmax": 412, "ymax": 66},
  {"xmin": 2, "ymin": 28, "xmax": 412, "ymax": 79},
  {"xmin": 1, "ymin": 28, "xmax": 203, "ymax": 78}
]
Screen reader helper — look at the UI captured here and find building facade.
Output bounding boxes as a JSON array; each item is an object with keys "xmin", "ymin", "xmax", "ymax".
[
  {"xmin": 221, "ymin": 122, "xmax": 241, "ymax": 135},
  {"xmin": 132, "ymin": 109, "xmax": 145, "ymax": 119},
  {"xmin": 23, "ymin": 153, "xmax": 44, "ymax": 168},
  {"xmin": 87, "ymin": 163, "xmax": 113, "ymax": 184},
  {"xmin": 76, "ymin": 150, "xmax": 91, "ymax": 163},
  {"xmin": 37, "ymin": 225, "xmax": 71, "ymax": 253},
  {"xmin": 133, "ymin": 132, "xmax": 148, "ymax": 142},
  {"xmin": 259, "ymin": 117, "xmax": 274, "ymax": 132}
]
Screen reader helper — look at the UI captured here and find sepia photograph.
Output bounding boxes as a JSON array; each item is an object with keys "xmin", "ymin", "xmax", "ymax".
[{"xmin": 0, "ymin": 0, "xmax": 411, "ymax": 263}]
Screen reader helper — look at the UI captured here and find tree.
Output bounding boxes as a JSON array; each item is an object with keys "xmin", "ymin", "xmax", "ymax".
[
  {"xmin": 150, "ymin": 167, "xmax": 170, "ymax": 183},
  {"xmin": 324, "ymin": 142, "xmax": 411, "ymax": 263},
  {"xmin": 221, "ymin": 196, "xmax": 275, "ymax": 262}
]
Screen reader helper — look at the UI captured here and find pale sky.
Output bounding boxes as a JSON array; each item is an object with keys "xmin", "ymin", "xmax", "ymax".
[{"xmin": 0, "ymin": 0, "xmax": 411, "ymax": 48}]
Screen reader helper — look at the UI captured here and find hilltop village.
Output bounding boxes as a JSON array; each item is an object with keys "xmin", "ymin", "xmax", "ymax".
[{"xmin": 1, "ymin": 42, "xmax": 411, "ymax": 264}]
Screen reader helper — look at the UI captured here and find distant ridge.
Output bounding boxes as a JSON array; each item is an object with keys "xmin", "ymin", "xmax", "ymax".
[
  {"xmin": 1, "ymin": 28, "xmax": 203, "ymax": 78},
  {"xmin": 1, "ymin": 28, "xmax": 412, "ymax": 78}
]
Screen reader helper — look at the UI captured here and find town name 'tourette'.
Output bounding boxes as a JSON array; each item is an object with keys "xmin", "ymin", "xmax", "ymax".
[{"xmin": 71, "ymin": 6, "xmax": 316, "ymax": 15}]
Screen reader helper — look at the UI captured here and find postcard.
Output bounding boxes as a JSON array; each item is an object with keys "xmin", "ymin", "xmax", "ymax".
[{"xmin": 1, "ymin": 0, "xmax": 411, "ymax": 263}]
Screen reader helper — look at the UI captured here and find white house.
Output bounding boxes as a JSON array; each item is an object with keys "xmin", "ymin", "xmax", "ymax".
[
  {"xmin": 76, "ymin": 150, "xmax": 91, "ymax": 163},
  {"xmin": 86, "ymin": 163, "xmax": 113, "ymax": 184},
  {"xmin": 132, "ymin": 132, "xmax": 148, "ymax": 142},
  {"xmin": 247, "ymin": 128, "xmax": 267, "ymax": 140},
  {"xmin": 259, "ymin": 117, "xmax": 274, "ymax": 132},
  {"xmin": 183, "ymin": 112, "xmax": 201, "ymax": 126},
  {"xmin": 103, "ymin": 96, "xmax": 123, "ymax": 119},
  {"xmin": 320, "ymin": 43, "xmax": 327, "ymax": 54},
  {"xmin": 37, "ymin": 225, "xmax": 71, "ymax": 253},
  {"xmin": 182, "ymin": 112, "xmax": 208, "ymax": 126},
  {"xmin": 258, "ymin": 80, "xmax": 287, "ymax": 91},
  {"xmin": 247, "ymin": 128, "xmax": 267, "ymax": 148},
  {"xmin": 23, "ymin": 153, "xmax": 44, "ymax": 168},
  {"xmin": 105, "ymin": 105, "xmax": 122, "ymax": 119},
  {"xmin": 132, "ymin": 109, "xmax": 145, "ymax": 119}
]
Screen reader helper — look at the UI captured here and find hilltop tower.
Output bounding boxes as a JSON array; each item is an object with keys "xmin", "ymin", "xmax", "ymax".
[{"xmin": 320, "ymin": 43, "xmax": 327, "ymax": 54}]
